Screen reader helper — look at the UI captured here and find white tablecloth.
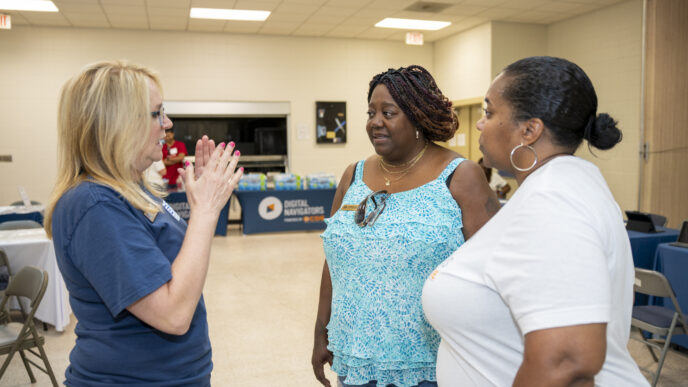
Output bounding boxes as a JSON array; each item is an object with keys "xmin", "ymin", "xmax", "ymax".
[{"xmin": 0, "ymin": 228, "xmax": 72, "ymax": 332}]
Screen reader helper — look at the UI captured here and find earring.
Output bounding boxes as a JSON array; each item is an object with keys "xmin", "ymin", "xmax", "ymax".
[
  {"xmin": 415, "ymin": 130, "xmax": 419, "ymax": 139},
  {"xmin": 510, "ymin": 143, "xmax": 538, "ymax": 172}
]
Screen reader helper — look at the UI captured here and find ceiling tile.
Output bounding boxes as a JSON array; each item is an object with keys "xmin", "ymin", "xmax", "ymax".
[
  {"xmin": 54, "ymin": 3, "xmax": 101, "ymax": 12},
  {"xmin": 147, "ymin": 0, "xmax": 191, "ymax": 8},
  {"xmin": 257, "ymin": 21, "xmax": 300, "ymax": 34},
  {"xmin": 146, "ymin": 7, "xmax": 188, "ymax": 18},
  {"xmin": 100, "ymin": 4, "xmax": 147, "ymax": 15},
  {"xmin": 534, "ymin": 1, "xmax": 585, "ymax": 13},
  {"xmin": 324, "ymin": 0, "xmax": 370, "ymax": 7},
  {"xmin": 367, "ymin": 0, "xmax": 416, "ymax": 11},
  {"xmin": 442, "ymin": 4, "xmax": 490, "ymax": 17},
  {"xmin": 191, "ymin": 0, "xmax": 239, "ymax": 9},
  {"xmin": 223, "ymin": 20, "xmax": 263, "ymax": 33},
  {"xmin": 234, "ymin": 0, "xmax": 281, "ymax": 11},
  {"xmin": 20, "ymin": 12, "xmax": 71, "ymax": 26},
  {"xmin": 273, "ymin": 3, "xmax": 320, "ymax": 14},
  {"xmin": 461, "ymin": 0, "xmax": 508, "ymax": 6},
  {"xmin": 149, "ymin": 16, "xmax": 188, "ymax": 30},
  {"xmin": 187, "ymin": 18, "xmax": 225, "ymax": 31},
  {"xmin": 110, "ymin": 20, "xmax": 149, "ymax": 29},
  {"xmin": 355, "ymin": 26, "xmax": 398, "ymax": 40},
  {"xmin": 291, "ymin": 23, "xmax": 332, "ymax": 36},
  {"xmin": 324, "ymin": 23, "xmax": 369, "ymax": 37},
  {"xmin": 100, "ymin": 0, "xmax": 145, "ymax": 5},
  {"xmin": 267, "ymin": 12, "xmax": 310, "ymax": 23},
  {"xmin": 474, "ymin": 7, "xmax": 520, "ymax": 19},
  {"xmin": 498, "ymin": 0, "xmax": 548, "ymax": 9}
]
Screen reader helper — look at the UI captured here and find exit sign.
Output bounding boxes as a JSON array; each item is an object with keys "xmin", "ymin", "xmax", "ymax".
[{"xmin": 0, "ymin": 14, "xmax": 10, "ymax": 30}]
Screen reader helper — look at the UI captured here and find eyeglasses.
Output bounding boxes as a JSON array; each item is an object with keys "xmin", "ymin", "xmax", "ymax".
[
  {"xmin": 151, "ymin": 106, "xmax": 165, "ymax": 127},
  {"xmin": 355, "ymin": 190, "xmax": 390, "ymax": 227}
]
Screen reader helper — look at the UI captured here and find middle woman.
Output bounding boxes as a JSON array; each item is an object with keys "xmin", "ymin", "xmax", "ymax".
[{"xmin": 313, "ymin": 65, "xmax": 499, "ymax": 387}]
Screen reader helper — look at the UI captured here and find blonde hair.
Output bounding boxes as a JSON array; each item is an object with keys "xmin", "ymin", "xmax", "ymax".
[{"xmin": 45, "ymin": 60, "xmax": 167, "ymax": 237}]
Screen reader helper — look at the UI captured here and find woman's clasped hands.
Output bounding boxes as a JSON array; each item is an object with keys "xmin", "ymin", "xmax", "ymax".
[{"xmin": 179, "ymin": 135, "xmax": 244, "ymax": 217}]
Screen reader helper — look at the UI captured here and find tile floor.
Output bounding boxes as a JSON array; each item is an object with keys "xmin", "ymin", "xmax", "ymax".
[{"xmin": 2, "ymin": 229, "xmax": 687, "ymax": 386}]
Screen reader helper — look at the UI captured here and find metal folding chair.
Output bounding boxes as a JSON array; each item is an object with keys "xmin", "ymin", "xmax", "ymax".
[
  {"xmin": 0, "ymin": 266, "xmax": 58, "ymax": 386},
  {"xmin": 631, "ymin": 268, "xmax": 687, "ymax": 387}
]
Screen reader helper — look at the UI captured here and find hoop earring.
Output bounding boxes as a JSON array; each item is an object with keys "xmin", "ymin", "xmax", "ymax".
[
  {"xmin": 510, "ymin": 143, "xmax": 538, "ymax": 172},
  {"xmin": 415, "ymin": 130, "xmax": 419, "ymax": 139}
]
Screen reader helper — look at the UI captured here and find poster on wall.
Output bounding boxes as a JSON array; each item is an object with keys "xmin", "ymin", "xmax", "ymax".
[{"xmin": 316, "ymin": 101, "xmax": 346, "ymax": 144}]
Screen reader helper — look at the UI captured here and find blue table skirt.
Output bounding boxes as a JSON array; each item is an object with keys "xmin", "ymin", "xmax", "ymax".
[
  {"xmin": 652, "ymin": 243, "xmax": 688, "ymax": 349},
  {"xmin": 628, "ymin": 227, "xmax": 679, "ymax": 305},
  {"xmin": 234, "ymin": 189, "xmax": 336, "ymax": 235},
  {"xmin": 0, "ymin": 211, "xmax": 44, "ymax": 226},
  {"xmin": 164, "ymin": 191, "xmax": 229, "ymax": 236}
]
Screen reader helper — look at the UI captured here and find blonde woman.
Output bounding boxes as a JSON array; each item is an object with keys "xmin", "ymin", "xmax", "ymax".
[{"xmin": 45, "ymin": 61, "xmax": 242, "ymax": 386}]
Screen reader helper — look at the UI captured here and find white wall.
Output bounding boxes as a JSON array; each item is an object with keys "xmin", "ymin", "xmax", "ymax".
[
  {"xmin": 0, "ymin": 27, "xmax": 433, "ymax": 203},
  {"xmin": 547, "ymin": 0, "xmax": 643, "ymax": 212}
]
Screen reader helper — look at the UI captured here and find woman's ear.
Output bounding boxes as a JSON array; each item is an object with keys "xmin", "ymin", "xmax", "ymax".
[{"xmin": 522, "ymin": 117, "xmax": 545, "ymax": 145}]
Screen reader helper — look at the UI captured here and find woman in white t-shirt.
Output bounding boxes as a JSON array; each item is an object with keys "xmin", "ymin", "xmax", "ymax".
[{"xmin": 422, "ymin": 56, "xmax": 649, "ymax": 386}]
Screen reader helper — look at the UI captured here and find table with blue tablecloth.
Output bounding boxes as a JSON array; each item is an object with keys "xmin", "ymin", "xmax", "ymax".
[
  {"xmin": 627, "ymin": 227, "xmax": 679, "ymax": 305},
  {"xmin": 0, "ymin": 205, "xmax": 44, "ymax": 226},
  {"xmin": 234, "ymin": 189, "xmax": 336, "ymax": 235},
  {"xmin": 652, "ymin": 243, "xmax": 688, "ymax": 349},
  {"xmin": 164, "ymin": 191, "xmax": 230, "ymax": 236},
  {"xmin": 628, "ymin": 227, "xmax": 679, "ymax": 269}
]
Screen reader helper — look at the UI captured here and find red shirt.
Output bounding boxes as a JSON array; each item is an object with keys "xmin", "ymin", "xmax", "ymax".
[{"xmin": 162, "ymin": 140, "xmax": 187, "ymax": 187}]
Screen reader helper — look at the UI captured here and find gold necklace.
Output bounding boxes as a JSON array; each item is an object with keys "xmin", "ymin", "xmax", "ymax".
[{"xmin": 378, "ymin": 143, "xmax": 428, "ymax": 187}]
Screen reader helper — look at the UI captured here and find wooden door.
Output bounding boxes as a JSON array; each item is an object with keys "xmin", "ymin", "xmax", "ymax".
[{"xmin": 641, "ymin": 0, "xmax": 688, "ymax": 228}]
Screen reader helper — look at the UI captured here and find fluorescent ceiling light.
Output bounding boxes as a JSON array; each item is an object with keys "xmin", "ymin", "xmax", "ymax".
[
  {"xmin": 0, "ymin": 0, "xmax": 58, "ymax": 12},
  {"xmin": 375, "ymin": 18, "xmax": 450, "ymax": 31},
  {"xmin": 190, "ymin": 8, "xmax": 270, "ymax": 21}
]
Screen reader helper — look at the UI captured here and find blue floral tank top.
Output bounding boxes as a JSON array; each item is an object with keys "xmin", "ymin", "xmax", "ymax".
[{"xmin": 321, "ymin": 158, "xmax": 466, "ymax": 387}]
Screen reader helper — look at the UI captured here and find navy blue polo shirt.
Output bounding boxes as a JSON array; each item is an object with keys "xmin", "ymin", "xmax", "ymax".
[{"xmin": 52, "ymin": 181, "xmax": 212, "ymax": 386}]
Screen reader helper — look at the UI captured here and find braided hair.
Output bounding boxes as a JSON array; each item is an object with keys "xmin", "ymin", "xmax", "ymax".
[{"xmin": 368, "ymin": 65, "xmax": 458, "ymax": 142}]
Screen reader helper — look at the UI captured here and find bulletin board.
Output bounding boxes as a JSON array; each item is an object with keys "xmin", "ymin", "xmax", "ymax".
[{"xmin": 316, "ymin": 101, "xmax": 346, "ymax": 144}]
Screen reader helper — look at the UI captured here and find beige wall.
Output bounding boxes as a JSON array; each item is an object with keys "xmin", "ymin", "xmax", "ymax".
[
  {"xmin": 547, "ymin": 0, "xmax": 643, "ymax": 213},
  {"xmin": 491, "ymin": 22, "xmax": 547, "ymax": 78},
  {"xmin": 433, "ymin": 22, "xmax": 492, "ymax": 102},
  {"xmin": 0, "ymin": 27, "xmax": 433, "ymax": 204}
]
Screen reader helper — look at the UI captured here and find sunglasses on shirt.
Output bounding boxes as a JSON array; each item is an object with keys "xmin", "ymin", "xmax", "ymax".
[{"xmin": 354, "ymin": 190, "xmax": 390, "ymax": 227}]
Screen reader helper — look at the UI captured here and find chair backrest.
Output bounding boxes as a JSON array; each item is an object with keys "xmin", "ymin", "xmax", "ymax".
[
  {"xmin": 634, "ymin": 268, "xmax": 688, "ymax": 328},
  {"xmin": 9, "ymin": 200, "xmax": 41, "ymax": 206},
  {"xmin": 0, "ymin": 220, "xmax": 43, "ymax": 231},
  {"xmin": 0, "ymin": 266, "xmax": 48, "ymax": 311}
]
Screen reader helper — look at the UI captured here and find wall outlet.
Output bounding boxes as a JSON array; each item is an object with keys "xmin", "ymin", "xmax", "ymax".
[{"xmin": 0, "ymin": 155, "xmax": 12, "ymax": 162}]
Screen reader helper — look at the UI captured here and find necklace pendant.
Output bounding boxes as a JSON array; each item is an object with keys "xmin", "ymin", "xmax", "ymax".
[{"xmin": 385, "ymin": 179, "xmax": 391, "ymax": 186}]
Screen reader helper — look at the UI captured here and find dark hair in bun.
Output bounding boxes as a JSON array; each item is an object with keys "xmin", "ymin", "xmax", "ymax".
[{"xmin": 501, "ymin": 56, "xmax": 622, "ymax": 151}]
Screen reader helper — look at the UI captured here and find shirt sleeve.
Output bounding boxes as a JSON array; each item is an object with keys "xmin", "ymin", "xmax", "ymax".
[
  {"xmin": 484, "ymin": 189, "xmax": 612, "ymax": 335},
  {"xmin": 68, "ymin": 200, "xmax": 173, "ymax": 317},
  {"xmin": 177, "ymin": 142, "xmax": 187, "ymax": 156}
]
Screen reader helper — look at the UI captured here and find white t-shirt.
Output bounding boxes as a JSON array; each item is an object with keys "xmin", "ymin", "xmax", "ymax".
[
  {"xmin": 144, "ymin": 160, "xmax": 166, "ymax": 189},
  {"xmin": 422, "ymin": 156, "xmax": 648, "ymax": 386},
  {"xmin": 488, "ymin": 170, "xmax": 507, "ymax": 191}
]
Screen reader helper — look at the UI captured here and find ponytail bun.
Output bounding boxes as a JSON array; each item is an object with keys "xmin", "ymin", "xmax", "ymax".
[{"xmin": 587, "ymin": 113, "xmax": 621, "ymax": 150}]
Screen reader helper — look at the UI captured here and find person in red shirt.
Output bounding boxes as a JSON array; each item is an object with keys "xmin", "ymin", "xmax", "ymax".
[{"xmin": 162, "ymin": 128, "xmax": 187, "ymax": 188}]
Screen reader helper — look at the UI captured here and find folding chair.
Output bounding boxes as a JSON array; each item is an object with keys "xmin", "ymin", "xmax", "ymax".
[
  {"xmin": 0, "ymin": 251, "xmax": 29, "ymax": 326},
  {"xmin": 0, "ymin": 220, "xmax": 43, "ymax": 231},
  {"xmin": 631, "ymin": 268, "xmax": 687, "ymax": 387},
  {"xmin": 0, "ymin": 266, "xmax": 58, "ymax": 386},
  {"xmin": 0, "ymin": 251, "xmax": 10, "ymax": 325}
]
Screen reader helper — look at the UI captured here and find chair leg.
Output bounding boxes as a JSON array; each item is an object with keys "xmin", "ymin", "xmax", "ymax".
[
  {"xmin": 0, "ymin": 348, "xmax": 17, "ymax": 382},
  {"xmin": 18, "ymin": 349, "xmax": 37, "ymax": 383},
  {"xmin": 35, "ymin": 339, "xmax": 59, "ymax": 387},
  {"xmin": 651, "ymin": 315, "xmax": 679, "ymax": 387}
]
